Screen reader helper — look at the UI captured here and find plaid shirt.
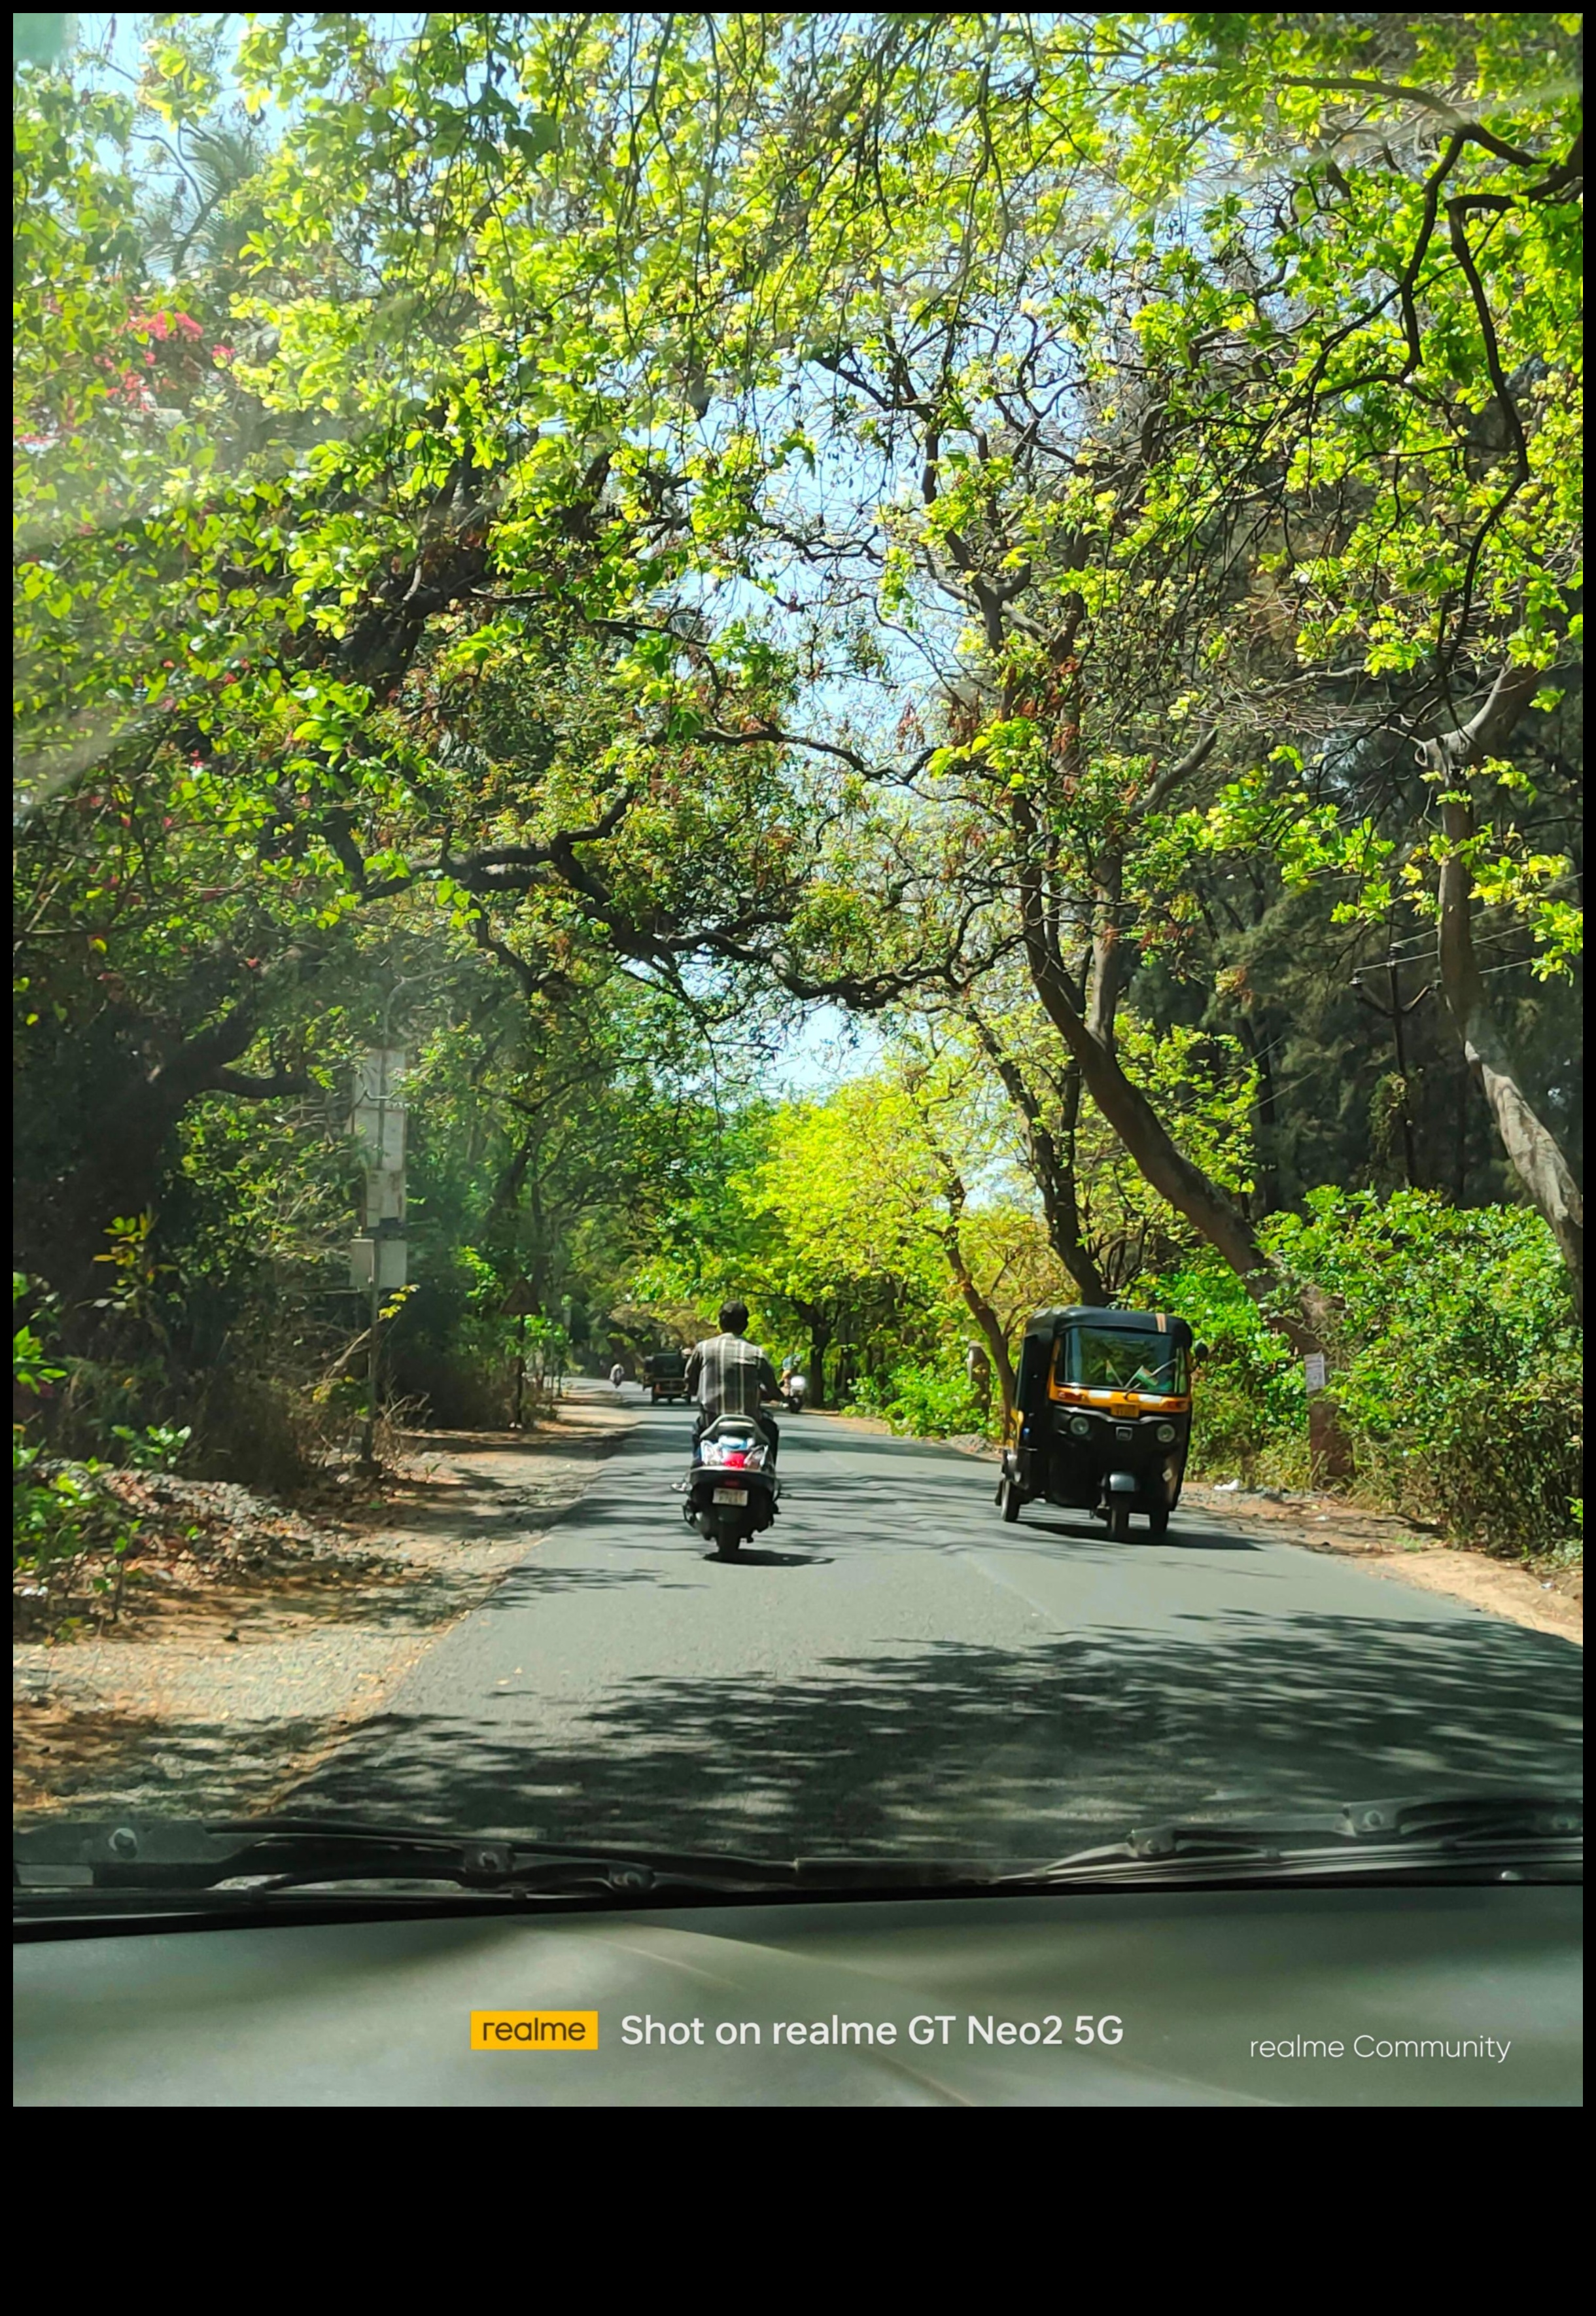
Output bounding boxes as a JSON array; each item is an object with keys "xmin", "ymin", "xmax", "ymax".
[{"xmin": 684, "ymin": 1333, "xmax": 779, "ymax": 1418}]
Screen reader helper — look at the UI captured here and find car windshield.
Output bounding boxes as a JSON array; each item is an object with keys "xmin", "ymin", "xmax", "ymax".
[
  {"xmin": 1064, "ymin": 1331, "xmax": 1188, "ymax": 1394},
  {"xmin": 12, "ymin": 9, "xmax": 1584, "ymax": 1950}
]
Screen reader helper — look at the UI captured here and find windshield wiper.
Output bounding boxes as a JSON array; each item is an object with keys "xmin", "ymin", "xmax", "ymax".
[
  {"xmin": 14, "ymin": 1797, "xmax": 1582, "ymax": 1916},
  {"xmin": 12, "ymin": 1819, "xmax": 1007, "ymax": 1910},
  {"xmin": 12, "ymin": 1817, "xmax": 810, "ymax": 1906},
  {"xmin": 999, "ymin": 1795, "xmax": 1583, "ymax": 1888}
]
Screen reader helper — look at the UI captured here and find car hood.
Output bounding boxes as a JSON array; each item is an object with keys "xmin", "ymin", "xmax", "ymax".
[{"xmin": 13, "ymin": 1884, "xmax": 1582, "ymax": 2106}]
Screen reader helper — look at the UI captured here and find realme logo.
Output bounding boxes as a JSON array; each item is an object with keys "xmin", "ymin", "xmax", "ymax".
[{"xmin": 471, "ymin": 2010, "xmax": 598, "ymax": 2050}]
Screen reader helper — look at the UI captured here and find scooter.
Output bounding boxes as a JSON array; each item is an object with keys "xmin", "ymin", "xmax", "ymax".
[
  {"xmin": 784, "ymin": 1374, "xmax": 807, "ymax": 1412},
  {"xmin": 684, "ymin": 1414, "xmax": 778, "ymax": 1557}
]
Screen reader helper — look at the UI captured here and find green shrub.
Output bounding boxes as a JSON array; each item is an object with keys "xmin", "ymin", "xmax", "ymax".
[
  {"xmin": 854, "ymin": 1354, "xmax": 988, "ymax": 1439},
  {"xmin": 1148, "ymin": 1191, "xmax": 1581, "ymax": 1558},
  {"xmin": 190, "ymin": 1370, "xmax": 339, "ymax": 1496},
  {"xmin": 1266, "ymin": 1189, "xmax": 1582, "ymax": 1555},
  {"xmin": 1136, "ymin": 1253, "xmax": 1305, "ymax": 1482},
  {"xmin": 12, "ymin": 1436, "xmax": 143, "ymax": 1623}
]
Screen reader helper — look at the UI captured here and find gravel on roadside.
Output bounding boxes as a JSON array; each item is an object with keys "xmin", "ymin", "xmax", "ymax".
[{"xmin": 13, "ymin": 1399, "xmax": 636, "ymax": 1820}]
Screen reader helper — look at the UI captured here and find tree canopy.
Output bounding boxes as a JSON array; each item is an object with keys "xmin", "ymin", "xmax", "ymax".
[{"xmin": 12, "ymin": 13, "xmax": 1582, "ymax": 1538}]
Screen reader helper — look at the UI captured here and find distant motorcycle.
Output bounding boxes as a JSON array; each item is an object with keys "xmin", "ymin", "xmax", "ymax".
[
  {"xmin": 684, "ymin": 1414, "xmax": 778, "ymax": 1557},
  {"xmin": 784, "ymin": 1373, "xmax": 807, "ymax": 1412}
]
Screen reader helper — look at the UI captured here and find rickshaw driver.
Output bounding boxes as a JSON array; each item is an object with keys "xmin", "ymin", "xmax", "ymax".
[{"xmin": 1124, "ymin": 1356, "xmax": 1178, "ymax": 1394}]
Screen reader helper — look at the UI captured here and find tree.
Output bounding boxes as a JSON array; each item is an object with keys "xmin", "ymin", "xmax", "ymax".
[{"xmin": 16, "ymin": 10, "xmax": 1581, "ymax": 1382}]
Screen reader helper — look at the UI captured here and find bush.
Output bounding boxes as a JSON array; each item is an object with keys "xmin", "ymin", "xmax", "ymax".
[
  {"xmin": 1266, "ymin": 1189, "xmax": 1582, "ymax": 1556},
  {"xmin": 389, "ymin": 1347, "xmax": 514, "ymax": 1430},
  {"xmin": 13, "ymin": 1436, "xmax": 143, "ymax": 1621},
  {"xmin": 1136, "ymin": 1254, "xmax": 1306, "ymax": 1483},
  {"xmin": 1147, "ymin": 1191, "xmax": 1582, "ymax": 1558},
  {"xmin": 853, "ymin": 1354, "xmax": 988, "ymax": 1439},
  {"xmin": 190, "ymin": 1369, "xmax": 341, "ymax": 1496}
]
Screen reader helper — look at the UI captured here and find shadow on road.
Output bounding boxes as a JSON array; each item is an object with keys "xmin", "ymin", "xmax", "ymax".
[
  {"xmin": 1020, "ymin": 1513, "xmax": 1262, "ymax": 1552},
  {"xmin": 280, "ymin": 1607, "xmax": 1583, "ymax": 1859},
  {"xmin": 701, "ymin": 1549, "xmax": 829, "ymax": 1570}
]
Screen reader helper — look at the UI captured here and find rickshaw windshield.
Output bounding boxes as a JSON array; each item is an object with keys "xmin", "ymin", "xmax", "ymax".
[{"xmin": 1062, "ymin": 1329, "xmax": 1187, "ymax": 1394}]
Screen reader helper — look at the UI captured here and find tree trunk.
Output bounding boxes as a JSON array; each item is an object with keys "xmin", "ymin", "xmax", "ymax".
[
  {"xmin": 966, "ymin": 1011, "xmax": 1107, "ymax": 1301},
  {"xmin": 790, "ymin": 1297, "xmax": 832, "ymax": 1407},
  {"xmin": 1022, "ymin": 925, "xmax": 1328, "ymax": 1338},
  {"xmin": 937, "ymin": 1221, "xmax": 1018, "ymax": 1425},
  {"xmin": 1421, "ymin": 668, "xmax": 1582, "ymax": 1316}
]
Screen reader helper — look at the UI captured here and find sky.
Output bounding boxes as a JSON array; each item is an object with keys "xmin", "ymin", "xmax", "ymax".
[{"xmin": 775, "ymin": 1004, "xmax": 884, "ymax": 1096}]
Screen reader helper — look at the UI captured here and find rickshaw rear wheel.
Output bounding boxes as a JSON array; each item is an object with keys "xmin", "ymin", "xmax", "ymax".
[
  {"xmin": 1147, "ymin": 1500, "xmax": 1170, "ymax": 1538},
  {"xmin": 998, "ymin": 1474, "xmax": 1022, "ymax": 1524},
  {"xmin": 1108, "ymin": 1498, "xmax": 1132, "ymax": 1542}
]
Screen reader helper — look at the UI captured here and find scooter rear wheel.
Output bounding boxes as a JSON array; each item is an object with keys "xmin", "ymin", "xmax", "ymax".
[{"xmin": 714, "ymin": 1513, "xmax": 744, "ymax": 1558}]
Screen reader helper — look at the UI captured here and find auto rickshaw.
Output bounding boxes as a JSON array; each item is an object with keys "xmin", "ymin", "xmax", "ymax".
[
  {"xmin": 643, "ymin": 1348, "xmax": 689, "ymax": 1404},
  {"xmin": 996, "ymin": 1306, "xmax": 1194, "ymax": 1539}
]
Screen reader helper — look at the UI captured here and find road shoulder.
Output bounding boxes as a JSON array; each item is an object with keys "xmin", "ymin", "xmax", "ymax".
[{"xmin": 12, "ymin": 1397, "xmax": 638, "ymax": 1819}]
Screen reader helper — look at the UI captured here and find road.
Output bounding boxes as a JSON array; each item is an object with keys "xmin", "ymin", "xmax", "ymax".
[{"xmin": 290, "ymin": 1387, "xmax": 1584, "ymax": 1859}]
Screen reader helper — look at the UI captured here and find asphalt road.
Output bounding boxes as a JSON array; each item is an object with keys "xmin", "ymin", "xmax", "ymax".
[{"xmin": 290, "ymin": 1389, "xmax": 1584, "ymax": 1859}]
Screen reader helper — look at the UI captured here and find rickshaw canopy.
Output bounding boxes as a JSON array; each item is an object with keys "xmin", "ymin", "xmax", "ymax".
[{"xmin": 1021, "ymin": 1307, "xmax": 1194, "ymax": 1346}]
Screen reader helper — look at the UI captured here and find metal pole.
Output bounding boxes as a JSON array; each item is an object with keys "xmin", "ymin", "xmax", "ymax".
[
  {"xmin": 513, "ymin": 1311, "xmax": 526, "ymax": 1430},
  {"xmin": 360, "ymin": 1272, "xmax": 381, "ymax": 1471},
  {"xmin": 1351, "ymin": 958, "xmax": 1431, "ymax": 1190},
  {"xmin": 1386, "ymin": 955, "xmax": 1421, "ymax": 1190}
]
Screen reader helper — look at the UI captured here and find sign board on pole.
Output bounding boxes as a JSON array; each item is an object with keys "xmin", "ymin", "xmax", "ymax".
[
  {"xmin": 348, "ymin": 1047, "xmax": 408, "ymax": 1282},
  {"xmin": 351, "ymin": 1234, "xmax": 408, "ymax": 1291},
  {"xmin": 1303, "ymin": 1352, "xmax": 1328, "ymax": 1394},
  {"xmin": 363, "ymin": 1168, "xmax": 406, "ymax": 1225},
  {"xmin": 352, "ymin": 1102, "xmax": 406, "ymax": 1171},
  {"xmin": 354, "ymin": 1047, "xmax": 407, "ymax": 1106},
  {"xmin": 349, "ymin": 1048, "xmax": 407, "ymax": 1171}
]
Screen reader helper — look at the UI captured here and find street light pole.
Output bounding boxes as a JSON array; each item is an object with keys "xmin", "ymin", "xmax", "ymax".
[{"xmin": 349, "ymin": 1002, "xmax": 411, "ymax": 1478}]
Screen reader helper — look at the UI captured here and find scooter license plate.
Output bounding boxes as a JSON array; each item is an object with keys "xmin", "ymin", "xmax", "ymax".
[{"xmin": 713, "ymin": 1488, "xmax": 750, "ymax": 1505}]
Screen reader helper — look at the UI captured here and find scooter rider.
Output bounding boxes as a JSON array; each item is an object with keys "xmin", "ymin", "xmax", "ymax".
[{"xmin": 685, "ymin": 1301, "xmax": 781, "ymax": 1467}]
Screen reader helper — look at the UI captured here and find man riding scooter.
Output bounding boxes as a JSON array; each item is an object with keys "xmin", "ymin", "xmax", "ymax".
[
  {"xmin": 682, "ymin": 1302, "xmax": 783, "ymax": 1554},
  {"xmin": 685, "ymin": 1301, "xmax": 782, "ymax": 1467}
]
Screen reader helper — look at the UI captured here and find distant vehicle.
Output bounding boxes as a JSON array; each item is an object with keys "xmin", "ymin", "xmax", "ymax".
[
  {"xmin": 784, "ymin": 1371, "xmax": 807, "ymax": 1412},
  {"xmin": 997, "ymin": 1306, "xmax": 1194, "ymax": 1539},
  {"xmin": 643, "ymin": 1349, "xmax": 689, "ymax": 1403}
]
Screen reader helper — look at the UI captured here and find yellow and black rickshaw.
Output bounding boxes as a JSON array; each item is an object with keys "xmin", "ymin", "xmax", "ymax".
[{"xmin": 997, "ymin": 1305, "xmax": 1194, "ymax": 1539}]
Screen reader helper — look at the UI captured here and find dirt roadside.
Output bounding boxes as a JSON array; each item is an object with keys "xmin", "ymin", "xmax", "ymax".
[
  {"xmin": 13, "ymin": 1396, "xmax": 637, "ymax": 1820},
  {"xmin": 808, "ymin": 1407, "xmax": 1583, "ymax": 1645}
]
